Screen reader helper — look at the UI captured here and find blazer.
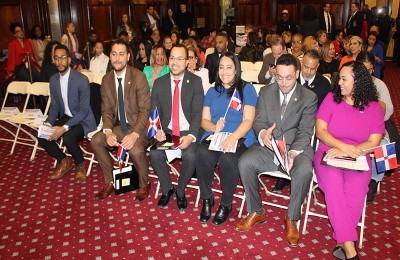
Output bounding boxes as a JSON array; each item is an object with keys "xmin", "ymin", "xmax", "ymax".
[
  {"xmin": 258, "ymin": 53, "xmax": 277, "ymax": 84},
  {"xmin": 47, "ymin": 68, "xmax": 96, "ymax": 136},
  {"xmin": 346, "ymin": 11, "xmax": 364, "ymax": 36},
  {"xmin": 254, "ymin": 82, "xmax": 318, "ymax": 159},
  {"xmin": 319, "ymin": 12, "xmax": 336, "ymax": 35},
  {"xmin": 302, "ymin": 73, "xmax": 332, "ymax": 108},
  {"xmin": 151, "ymin": 71, "xmax": 204, "ymax": 139},
  {"xmin": 100, "ymin": 65, "xmax": 151, "ymax": 138},
  {"xmin": 139, "ymin": 13, "xmax": 160, "ymax": 33},
  {"xmin": 205, "ymin": 52, "xmax": 221, "ymax": 84}
]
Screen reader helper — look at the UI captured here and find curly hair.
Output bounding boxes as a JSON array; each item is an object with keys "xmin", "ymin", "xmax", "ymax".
[
  {"xmin": 9, "ymin": 22, "xmax": 22, "ymax": 34},
  {"xmin": 332, "ymin": 61, "xmax": 378, "ymax": 111}
]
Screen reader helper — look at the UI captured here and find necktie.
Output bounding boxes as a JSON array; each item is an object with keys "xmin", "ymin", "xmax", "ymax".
[
  {"xmin": 281, "ymin": 93, "xmax": 288, "ymax": 118},
  {"xmin": 117, "ymin": 78, "xmax": 128, "ymax": 134},
  {"xmin": 172, "ymin": 79, "xmax": 181, "ymax": 137},
  {"xmin": 305, "ymin": 81, "xmax": 309, "ymax": 88},
  {"xmin": 327, "ymin": 13, "xmax": 331, "ymax": 33}
]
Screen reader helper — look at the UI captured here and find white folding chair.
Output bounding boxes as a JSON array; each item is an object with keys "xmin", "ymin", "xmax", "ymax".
[
  {"xmin": 253, "ymin": 84, "xmax": 265, "ymax": 95},
  {"xmin": 93, "ymin": 72, "xmax": 106, "ymax": 85},
  {"xmin": 241, "ymin": 70, "xmax": 259, "ymax": 83},
  {"xmin": 240, "ymin": 61, "xmax": 254, "ymax": 71},
  {"xmin": 8, "ymin": 82, "xmax": 51, "ymax": 160},
  {"xmin": 205, "ymin": 48, "xmax": 215, "ymax": 60},
  {"xmin": 253, "ymin": 61, "xmax": 263, "ymax": 71},
  {"xmin": 80, "ymin": 71, "xmax": 95, "ymax": 83}
]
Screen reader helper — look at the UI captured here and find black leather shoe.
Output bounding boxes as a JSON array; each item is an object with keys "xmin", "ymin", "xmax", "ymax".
[
  {"xmin": 157, "ymin": 187, "xmax": 175, "ymax": 208},
  {"xmin": 272, "ymin": 178, "xmax": 291, "ymax": 192},
  {"xmin": 212, "ymin": 204, "xmax": 232, "ymax": 226},
  {"xmin": 366, "ymin": 179, "xmax": 378, "ymax": 204},
  {"xmin": 200, "ymin": 196, "xmax": 215, "ymax": 223},
  {"xmin": 176, "ymin": 192, "xmax": 187, "ymax": 211}
]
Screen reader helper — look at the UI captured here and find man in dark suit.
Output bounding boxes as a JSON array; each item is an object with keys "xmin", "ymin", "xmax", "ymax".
[
  {"xmin": 205, "ymin": 32, "xmax": 228, "ymax": 84},
  {"xmin": 139, "ymin": 4, "xmax": 160, "ymax": 42},
  {"xmin": 345, "ymin": 2, "xmax": 364, "ymax": 36},
  {"xmin": 258, "ymin": 37, "xmax": 287, "ymax": 84},
  {"xmin": 91, "ymin": 39, "xmax": 151, "ymax": 201},
  {"xmin": 38, "ymin": 44, "xmax": 96, "ymax": 183},
  {"xmin": 235, "ymin": 54, "xmax": 317, "ymax": 248},
  {"xmin": 150, "ymin": 44, "xmax": 204, "ymax": 211},
  {"xmin": 319, "ymin": 3, "xmax": 336, "ymax": 40},
  {"xmin": 176, "ymin": 2, "xmax": 194, "ymax": 40}
]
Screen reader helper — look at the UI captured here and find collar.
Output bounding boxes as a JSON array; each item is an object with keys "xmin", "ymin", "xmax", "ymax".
[
  {"xmin": 114, "ymin": 67, "xmax": 127, "ymax": 80},
  {"xmin": 59, "ymin": 67, "xmax": 71, "ymax": 79},
  {"xmin": 299, "ymin": 74, "xmax": 316, "ymax": 86}
]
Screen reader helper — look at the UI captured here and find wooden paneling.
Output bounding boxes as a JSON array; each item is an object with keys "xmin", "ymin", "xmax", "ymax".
[
  {"xmin": 0, "ymin": 5, "xmax": 22, "ymax": 50},
  {"xmin": 92, "ymin": 5, "xmax": 113, "ymax": 41}
]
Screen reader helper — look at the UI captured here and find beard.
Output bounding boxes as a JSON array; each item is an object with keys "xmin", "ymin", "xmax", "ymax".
[{"xmin": 112, "ymin": 62, "xmax": 127, "ymax": 72}]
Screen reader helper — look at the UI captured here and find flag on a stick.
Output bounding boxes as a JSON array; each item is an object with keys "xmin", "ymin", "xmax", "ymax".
[
  {"xmin": 374, "ymin": 142, "xmax": 397, "ymax": 172},
  {"xmin": 147, "ymin": 107, "xmax": 160, "ymax": 140},
  {"xmin": 229, "ymin": 89, "xmax": 242, "ymax": 111},
  {"xmin": 117, "ymin": 144, "xmax": 126, "ymax": 172}
]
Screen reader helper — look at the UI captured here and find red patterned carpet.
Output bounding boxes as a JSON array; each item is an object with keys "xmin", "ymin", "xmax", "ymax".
[{"xmin": 0, "ymin": 63, "xmax": 399, "ymax": 259}]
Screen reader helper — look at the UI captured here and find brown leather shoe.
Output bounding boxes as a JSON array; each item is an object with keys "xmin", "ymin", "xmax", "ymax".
[
  {"xmin": 285, "ymin": 219, "xmax": 299, "ymax": 247},
  {"xmin": 75, "ymin": 162, "xmax": 87, "ymax": 184},
  {"xmin": 94, "ymin": 182, "xmax": 114, "ymax": 200},
  {"xmin": 49, "ymin": 157, "xmax": 73, "ymax": 179},
  {"xmin": 234, "ymin": 208, "xmax": 266, "ymax": 232},
  {"xmin": 135, "ymin": 183, "xmax": 151, "ymax": 202}
]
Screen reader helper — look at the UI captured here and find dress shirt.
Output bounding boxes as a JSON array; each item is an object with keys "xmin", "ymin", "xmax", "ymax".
[
  {"xmin": 325, "ymin": 12, "xmax": 332, "ymax": 33},
  {"xmin": 147, "ymin": 13, "xmax": 157, "ymax": 30},
  {"xmin": 114, "ymin": 68, "xmax": 128, "ymax": 124},
  {"xmin": 299, "ymin": 74, "xmax": 316, "ymax": 88},
  {"xmin": 60, "ymin": 67, "xmax": 73, "ymax": 117}
]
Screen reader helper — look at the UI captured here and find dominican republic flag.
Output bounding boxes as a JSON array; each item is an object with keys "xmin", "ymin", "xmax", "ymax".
[
  {"xmin": 147, "ymin": 107, "xmax": 160, "ymax": 140},
  {"xmin": 117, "ymin": 144, "xmax": 126, "ymax": 172},
  {"xmin": 229, "ymin": 89, "xmax": 242, "ymax": 111},
  {"xmin": 374, "ymin": 142, "xmax": 397, "ymax": 173}
]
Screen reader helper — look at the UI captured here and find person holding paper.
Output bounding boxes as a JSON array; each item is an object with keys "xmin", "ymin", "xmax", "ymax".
[
  {"xmin": 314, "ymin": 61, "xmax": 385, "ymax": 259},
  {"xmin": 91, "ymin": 39, "xmax": 151, "ymax": 201},
  {"xmin": 235, "ymin": 54, "xmax": 317, "ymax": 248},
  {"xmin": 196, "ymin": 51, "xmax": 257, "ymax": 226},
  {"xmin": 149, "ymin": 44, "xmax": 204, "ymax": 211},
  {"xmin": 38, "ymin": 44, "xmax": 96, "ymax": 183}
]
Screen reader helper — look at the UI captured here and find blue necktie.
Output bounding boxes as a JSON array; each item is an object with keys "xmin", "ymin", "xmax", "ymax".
[{"xmin": 117, "ymin": 78, "xmax": 128, "ymax": 134}]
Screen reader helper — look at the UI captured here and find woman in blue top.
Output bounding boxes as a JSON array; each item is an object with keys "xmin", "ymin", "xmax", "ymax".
[
  {"xmin": 196, "ymin": 51, "xmax": 258, "ymax": 226},
  {"xmin": 143, "ymin": 44, "xmax": 170, "ymax": 93},
  {"xmin": 363, "ymin": 31, "xmax": 384, "ymax": 79}
]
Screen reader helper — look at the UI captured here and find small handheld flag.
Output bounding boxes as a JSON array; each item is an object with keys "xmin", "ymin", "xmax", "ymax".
[
  {"xmin": 373, "ymin": 142, "xmax": 397, "ymax": 172},
  {"xmin": 223, "ymin": 89, "xmax": 242, "ymax": 118},
  {"xmin": 117, "ymin": 144, "xmax": 126, "ymax": 172},
  {"xmin": 147, "ymin": 107, "xmax": 160, "ymax": 140}
]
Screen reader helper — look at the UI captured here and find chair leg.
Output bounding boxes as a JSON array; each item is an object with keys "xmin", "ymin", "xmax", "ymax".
[
  {"xmin": 10, "ymin": 124, "xmax": 21, "ymax": 154},
  {"xmin": 30, "ymin": 140, "xmax": 38, "ymax": 161},
  {"xmin": 238, "ymin": 193, "xmax": 246, "ymax": 218},
  {"xmin": 358, "ymin": 197, "xmax": 367, "ymax": 249},
  {"xmin": 154, "ymin": 181, "xmax": 161, "ymax": 199},
  {"xmin": 302, "ymin": 179, "xmax": 314, "ymax": 234}
]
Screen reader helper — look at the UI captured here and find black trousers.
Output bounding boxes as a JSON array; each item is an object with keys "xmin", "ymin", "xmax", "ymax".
[
  {"xmin": 37, "ymin": 115, "xmax": 85, "ymax": 165},
  {"xmin": 196, "ymin": 144, "xmax": 248, "ymax": 207}
]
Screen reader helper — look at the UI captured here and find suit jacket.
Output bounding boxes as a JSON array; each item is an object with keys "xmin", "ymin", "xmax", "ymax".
[
  {"xmin": 151, "ymin": 71, "xmax": 204, "ymax": 139},
  {"xmin": 100, "ymin": 65, "xmax": 151, "ymax": 138},
  {"xmin": 205, "ymin": 52, "xmax": 222, "ymax": 84},
  {"xmin": 302, "ymin": 73, "xmax": 332, "ymax": 108},
  {"xmin": 254, "ymin": 82, "xmax": 318, "ymax": 159},
  {"xmin": 139, "ymin": 13, "xmax": 160, "ymax": 33},
  {"xmin": 258, "ymin": 53, "xmax": 276, "ymax": 84},
  {"xmin": 346, "ymin": 11, "xmax": 363, "ymax": 36},
  {"xmin": 319, "ymin": 11, "xmax": 336, "ymax": 35},
  {"xmin": 47, "ymin": 68, "xmax": 96, "ymax": 136}
]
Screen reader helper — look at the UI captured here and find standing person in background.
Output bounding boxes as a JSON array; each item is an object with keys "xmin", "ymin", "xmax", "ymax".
[
  {"xmin": 30, "ymin": 25, "xmax": 49, "ymax": 67},
  {"xmin": 276, "ymin": 10, "xmax": 297, "ymax": 35},
  {"xmin": 319, "ymin": 3, "xmax": 336, "ymax": 40},
  {"xmin": 87, "ymin": 30, "xmax": 97, "ymax": 61},
  {"xmin": 163, "ymin": 8, "xmax": 178, "ymax": 36},
  {"xmin": 140, "ymin": 4, "xmax": 161, "ymax": 42},
  {"xmin": 345, "ymin": 2, "xmax": 363, "ymax": 37},
  {"xmin": 176, "ymin": 2, "xmax": 193, "ymax": 40},
  {"xmin": 115, "ymin": 13, "xmax": 136, "ymax": 40},
  {"xmin": 376, "ymin": 6, "xmax": 391, "ymax": 46},
  {"xmin": 299, "ymin": 5, "xmax": 319, "ymax": 38},
  {"xmin": 6, "ymin": 22, "xmax": 41, "ymax": 82}
]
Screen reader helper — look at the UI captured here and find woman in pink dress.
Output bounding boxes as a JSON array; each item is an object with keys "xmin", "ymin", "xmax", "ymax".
[{"xmin": 314, "ymin": 61, "xmax": 385, "ymax": 260}]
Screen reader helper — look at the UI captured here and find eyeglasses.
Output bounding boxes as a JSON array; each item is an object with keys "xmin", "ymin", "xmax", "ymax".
[
  {"xmin": 367, "ymin": 68, "xmax": 374, "ymax": 73},
  {"xmin": 53, "ymin": 55, "xmax": 69, "ymax": 61},
  {"xmin": 15, "ymin": 29, "xmax": 23, "ymax": 33},
  {"xmin": 276, "ymin": 74, "xmax": 296, "ymax": 82},
  {"xmin": 169, "ymin": 56, "xmax": 186, "ymax": 62}
]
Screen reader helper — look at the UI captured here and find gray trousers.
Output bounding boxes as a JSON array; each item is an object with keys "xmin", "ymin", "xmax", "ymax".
[
  {"xmin": 238, "ymin": 144, "xmax": 313, "ymax": 220},
  {"xmin": 150, "ymin": 142, "xmax": 198, "ymax": 197}
]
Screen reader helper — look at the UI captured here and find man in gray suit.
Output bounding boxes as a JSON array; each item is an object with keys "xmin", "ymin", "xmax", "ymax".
[
  {"xmin": 150, "ymin": 44, "xmax": 204, "ymax": 211},
  {"xmin": 258, "ymin": 37, "xmax": 287, "ymax": 84},
  {"xmin": 38, "ymin": 44, "xmax": 96, "ymax": 183},
  {"xmin": 235, "ymin": 54, "xmax": 317, "ymax": 248}
]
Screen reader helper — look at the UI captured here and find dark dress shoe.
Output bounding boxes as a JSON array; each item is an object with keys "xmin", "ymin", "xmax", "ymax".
[
  {"xmin": 94, "ymin": 182, "xmax": 114, "ymax": 200},
  {"xmin": 200, "ymin": 196, "xmax": 215, "ymax": 223},
  {"xmin": 285, "ymin": 219, "xmax": 299, "ymax": 247},
  {"xmin": 135, "ymin": 183, "xmax": 151, "ymax": 202},
  {"xmin": 157, "ymin": 187, "xmax": 175, "ymax": 208},
  {"xmin": 272, "ymin": 178, "xmax": 291, "ymax": 192},
  {"xmin": 366, "ymin": 179, "xmax": 378, "ymax": 204},
  {"xmin": 176, "ymin": 192, "xmax": 187, "ymax": 211},
  {"xmin": 212, "ymin": 204, "xmax": 232, "ymax": 226},
  {"xmin": 332, "ymin": 246, "xmax": 346, "ymax": 260}
]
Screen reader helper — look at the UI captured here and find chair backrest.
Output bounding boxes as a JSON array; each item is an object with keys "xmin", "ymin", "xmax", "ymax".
[
  {"xmin": 254, "ymin": 61, "xmax": 263, "ymax": 71},
  {"xmin": 205, "ymin": 47, "xmax": 215, "ymax": 59},
  {"xmin": 253, "ymin": 84, "xmax": 265, "ymax": 95},
  {"xmin": 240, "ymin": 61, "xmax": 254, "ymax": 71},
  {"xmin": 241, "ymin": 70, "xmax": 259, "ymax": 83},
  {"xmin": 93, "ymin": 72, "xmax": 105, "ymax": 85},
  {"xmin": 7, "ymin": 81, "xmax": 31, "ymax": 95},
  {"xmin": 29, "ymin": 82, "xmax": 50, "ymax": 96},
  {"xmin": 80, "ymin": 71, "xmax": 95, "ymax": 83}
]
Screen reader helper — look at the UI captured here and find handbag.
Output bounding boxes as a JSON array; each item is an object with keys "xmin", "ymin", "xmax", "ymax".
[{"xmin": 112, "ymin": 164, "xmax": 139, "ymax": 195}]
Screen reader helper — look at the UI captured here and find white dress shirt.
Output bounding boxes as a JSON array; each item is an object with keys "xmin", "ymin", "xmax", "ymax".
[{"xmin": 60, "ymin": 67, "xmax": 73, "ymax": 117}]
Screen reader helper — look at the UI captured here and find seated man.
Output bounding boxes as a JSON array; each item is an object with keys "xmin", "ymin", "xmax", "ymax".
[
  {"xmin": 91, "ymin": 39, "xmax": 151, "ymax": 201},
  {"xmin": 235, "ymin": 54, "xmax": 317, "ymax": 248},
  {"xmin": 150, "ymin": 44, "xmax": 204, "ymax": 211},
  {"xmin": 38, "ymin": 44, "xmax": 96, "ymax": 183},
  {"xmin": 258, "ymin": 36, "xmax": 287, "ymax": 84}
]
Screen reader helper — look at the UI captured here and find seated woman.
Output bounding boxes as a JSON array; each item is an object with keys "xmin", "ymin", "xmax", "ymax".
[
  {"xmin": 356, "ymin": 51, "xmax": 394, "ymax": 203},
  {"xmin": 143, "ymin": 44, "xmax": 169, "ymax": 93},
  {"xmin": 187, "ymin": 46, "xmax": 210, "ymax": 94},
  {"xmin": 163, "ymin": 35, "xmax": 173, "ymax": 59},
  {"xmin": 135, "ymin": 40, "xmax": 152, "ymax": 71},
  {"xmin": 289, "ymin": 33, "xmax": 304, "ymax": 62},
  {"xmin": 30, "ymin": 25, "xmax": 49, "ymax": 67},
  {"xmin": 318, "ymin": 41, "xmax": 340, "ymax": 80},
  {"xmin": 339, "ymin": 36, "xmax": 363, "ymax": 69},
  {"xmin": 315, "ymin": 30, "xmax": 328, "ymax": 54},
  {"xmin": 332, "ymin": 30, "xmax": 345, "ymax": 58},
  {"xmin": 314, "ymin": 61, "xmax": 385, "ymax": 259},
  {"xmin": 196, "ymin": 52, "xmax": 257, "ymax": 226},
  {"xmin": 89, "ymin": 41, "xmax": 109, "ymax": 74},
  {"xmin": 363, "ymin": 32, "xmax": 384, "ymax": 79},
  {"xmin": 302, "ymin": 35, "xmax": 320, "ymax": 54}
]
